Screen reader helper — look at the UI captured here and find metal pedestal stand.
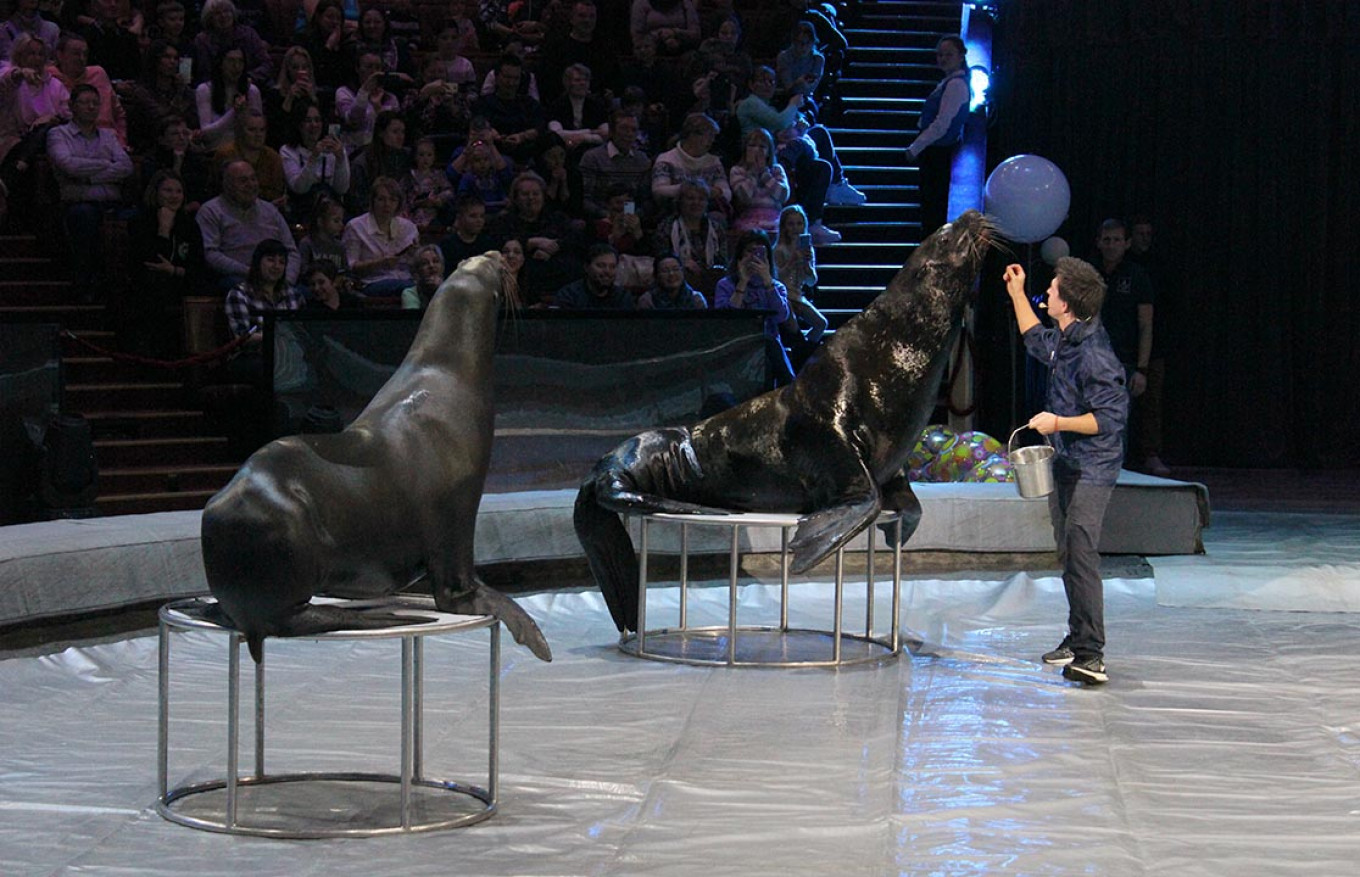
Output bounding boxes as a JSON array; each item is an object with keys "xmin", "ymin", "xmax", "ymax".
[{"xmin": 157, "ymin": 596, "xmax": 500, "ymax": 838}]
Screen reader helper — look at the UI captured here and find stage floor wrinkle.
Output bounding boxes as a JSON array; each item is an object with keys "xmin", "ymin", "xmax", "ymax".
[{"xmin": 2, "ymin": 513, "xmax": 1359, "ymax": 875}]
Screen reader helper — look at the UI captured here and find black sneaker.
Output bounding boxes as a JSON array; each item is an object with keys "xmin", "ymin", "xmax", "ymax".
[
  {"xmin": 1042, "ymin": 644, "xmax": 1074, "ymax": 666},
  {"xmin": 1062, "ymin": 656, "xmax": 1108, "ymax": 684}
]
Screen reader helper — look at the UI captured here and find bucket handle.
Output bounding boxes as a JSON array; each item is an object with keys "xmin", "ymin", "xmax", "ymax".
[{"xmin": 1008, "ymin": 425, "xmax": 1053, "ymax": 457}]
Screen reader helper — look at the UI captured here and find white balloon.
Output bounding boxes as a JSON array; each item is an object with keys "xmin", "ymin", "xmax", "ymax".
[
  {"xmin": 983, "ymin": 155, "xmax": 1071, "ymax": 243},
  {"xmin": 1039, "ymin": 236, "xmax": 1069, "ymax": 265}
]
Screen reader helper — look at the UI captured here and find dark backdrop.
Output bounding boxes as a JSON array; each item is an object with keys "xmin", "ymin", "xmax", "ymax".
[{"xmin": 972, "ymin": 0, "xmax": 1360, "ymax": 467}]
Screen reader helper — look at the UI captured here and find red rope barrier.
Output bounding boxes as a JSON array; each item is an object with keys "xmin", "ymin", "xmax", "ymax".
[{"xmin": 59, "ymin": 328, "xmax": 252, "ymax": 370}]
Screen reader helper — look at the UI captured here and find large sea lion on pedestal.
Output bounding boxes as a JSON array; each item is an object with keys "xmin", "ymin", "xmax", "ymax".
[
  {"xmin": 575, "ymin": 211, "xmax": 995, "ymax": 632},
  {"xmin": 200, "ymin": 253, "xmax": 551, "ymax": 663}
]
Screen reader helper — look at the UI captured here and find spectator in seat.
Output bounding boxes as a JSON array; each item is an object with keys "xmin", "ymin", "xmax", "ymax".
[
  {"xmin": 714, "ymin": 229, "xmax": 799, "ymax": 387},
  {"xmin": 46, "ymin": 83, "xmax": 134, "ymax": 301},
  {"xmin": 297, "ymin": 193, "xmax": 348, "ymax": 278},
  {"xmin": 352, "ymin": 5, "xmax": 413, "ymax": 78},
  {"xmin": 348, "ymin": 108, "xmax": 409, "ymax": 213},
  {"xmin": 197, "ymin": 158, "xmax": 301, "ymax": 288},
  {"xmin": 454, "ymin": 137, "xmax": 513, "ymax": 214},
  {"xmin": 213, "ymin": 108, "xmax": 287, "ymax": 208},
  {"xmin": 538, "ymin": 0, "xmax": 616, "ymax": 105},
  {"xmin": 400, "ymin": 243, "xmax": 446, "ymax": 310},
  {"xmin": 280, "ymin": 99, "xmax": 350, "ymax": 221},
  {"xmin": 192, "ymin": 0, "xmax": 273, "ymax": 86},
  {"xmin": 651, "ymin": 111, "xmax": 730, "ymax": 213},
  {"xmin": 544, "ymin": 62, "xmax": 609, "ymax": 155},
  {"xmin": 77, "ymin": 0, "xmax": 141, "ymax": 82},
  {"xmin": 341, "ymin": 174, "xmax": 418, "ymax": 296},
  {"xmin": 140, "ymin": 114, "xmax": 212, "ymax": 214},
  {"xmin": 0, "ymin": 34, "xmax": 67, "ymax": 196},
  {"xmin": 48, "ymin": 32, "xmax": 127, "ymax": 147},
  {"xmin": 630, "ymin": 0, "xmax": 699, "ymax": 56},
  {"xmin": 191, "ymin": 0, "xmax": 270, "ymax": 85},
  {"xmin": 223, "ymin": 237, "xmax": 304, "ymax": 387},
  {"xmin": 653, "ymin": 178, "xmax": 727, "ymax": 293},
  {"xmin": 265, "ymin": 45, "xmax": 324, "ymax": 144},
  {"xmin": 437, "ymin": 193, "xmax": 493, "ymax": 277},
  {"xmin": 404, "ymin": 135, "xmax": 454, "ymax": 231},
  {"xmin": 637, "ymin": 251, "xmax": 706, "ymax": 309},
  {"xmin": 195, "ymin": 46, "xmax": 262, "ymax": 151},
  {"xmin": 302, "ymin": 260, "xmax": 363, "ymax": 311},
  {"xmin": 0, "ymin": 0, "xmax": 60, "ymax": 61},
  {"xmin": 577, "ymin": 109, "xmax": 651, "ymax": 219},
  {"xmin": 469, "ymin": 53, "xmax": 544, "ymax": 163},
  {"xmin": 333, "ymin": 49, "xmax": 403, "ymax": 154},
  {"xmin": 121, "ymin": 39, "xmax": 198, "ymax": 154},
  {"xmin": 554, "ymin": 242, "xmax": 633, "ymax": 309},
  {"xmin": 728, "ymin": 126, "xmax": 787, "ymax": 236},
  {"xmin": 124, "ymin": 168, "xmax": 205, "ymax": 354},
  {"xmin": 489, "ymin": 170, "xmax": 578, "ymax": 306},
  {"xmin": 299, "ymin": 0, "xmax": 352, "ymax": 96},
  {"xmin": 685, "ymin": 13, "xmax": 751, "ymax": 123}
]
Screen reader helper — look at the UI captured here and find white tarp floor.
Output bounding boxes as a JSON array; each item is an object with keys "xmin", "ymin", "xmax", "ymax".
[{"xmin": 3, "ymin": 510, "xmax": 1359, "ymax": 876}]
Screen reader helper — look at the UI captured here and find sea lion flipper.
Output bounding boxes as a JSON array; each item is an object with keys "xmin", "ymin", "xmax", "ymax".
[
  {"xmin": 789, "ymin": 493, "xmax": 882, "ymax": 575},
  {"xmin": 876, "ymin": 474, "xmax": 924, "ymax": 548},
  {"xmin": 444, "ymin": 586, "xmax": 553, "ymax": 662}
]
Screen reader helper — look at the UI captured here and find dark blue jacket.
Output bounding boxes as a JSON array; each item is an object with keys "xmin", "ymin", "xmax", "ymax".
[{"xmin": 1023, "ymin": 317, "xmax": 1129, "ymax": 484}]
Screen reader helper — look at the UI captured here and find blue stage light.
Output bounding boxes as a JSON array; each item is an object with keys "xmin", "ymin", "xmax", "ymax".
[{"xmin": 969, "ymin": 65, "xmax": 991, "ymax": 111}]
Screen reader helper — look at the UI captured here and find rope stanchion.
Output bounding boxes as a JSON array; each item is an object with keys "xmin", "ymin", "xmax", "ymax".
[{"xmin": 59, "ymin": 328, "xmax": 252, "ymax": 370}]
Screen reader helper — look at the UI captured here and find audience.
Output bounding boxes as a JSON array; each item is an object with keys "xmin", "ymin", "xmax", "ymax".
[
  {"xmin": 280, "ymin": 99, "xmax": 350, "ymax": 219},
  {"xmin": 78, "ymin": 0, "xmax": 142, "ymax": 82},
  {"xmin": 266, "ymin": 45, "xmax": 322, "ymax": 140},
  {"xmin": 0, "ymin": 34, "xmax": 66, "ymax": 192},
  {"xmin": 544, "ymin": 62, "xmax": 609, "ymax": 154},
  {"xmin": 578, "ymin": 109, "xmax": 650, "ymax": 218},
  {"xmin": 299, "ymin": 0, "xmax": 351, "ymax": 95},
  {"xmin": 193, "ymin": 0, "xmax": 272, "ymax": 84},
  {"xmin": 297, "ymin": 194, "xmax": 348, "ymax": 277},
  {"xmin": 404, "ymin": 134, "xmax": 454, "ymax": 230},
  {"xmin": 651, "ymin": 111, "xmax": 730, "ymax": 212},
  {"xmin": 46, "ymin": 83, "xmax": 135, "ymax": 301},
  {"xmin": 729, "ymin": 126, "xmax": 787, "ymax": 235},
  {"xmin": 0, "ymin": 0, "xmax": 60, "ymax": 61},
  {"xmin": 121, "ymin": 39, "xmax": 198, "ymax": 153},
  {"xmin": 214, "ymin": 108, "xmax": 287, "ymax": 207},
  {"xmin": 470, "ymin": 53, "xmax": 544, "ymax": 163},
  {"xmin": 772, "ymin": 203, "xmax": 826, "ymax": 346},
  {"xmin": 437, "ymin": 193, "xmax": 493, "ymax": 275},
  {"xmin": 333, "ymin": 49, "xmax": 402, "ymax": 153},
  {"xmin": 196, "ymin": 46, "xmax": 263, "ymax": 151},
  {"xmin": 124, "ymin": 168, "xmax": 205, "ymax": 354},
  {"xmin": 554, "ymin": 242, "xmax": 633, "ymax": 309},
  {"xmin": 302, "ymin": 260, "xmax": 362, "ymax": 311},
  {"xmin": 538, "ymin": 0, "xmax": 616, "ymax": 105},
  {"xmin": 48, "ymin": 32, "xmax": 127, "ymax": 147},
  {"xmin": 400, "ymin": 243, "xmax": 445, "ymax": 309},
  {"xmin": 141, "ymin": 113, "xmax": 213, "ymax": 213},
  {"xmin": 341, "ymin": 174, "xmax": 418, "ymax": 295},
  {"xmin": 193, "ymin": 0, "xmax": 273, "ymax": 85},
  {"xmin": 637, "ymin": 251, "xmax": 706, "ymax": 309},
  {"xmin": 489, "ymin": 170, "xmax": 578, "ymax": 306},
  {"xmin": 653, "ymin": 178, "xmax": 727, "ymax": 293},
  {"xmin": 198, "ymin": 158, "xmax": 301, "ymax": 288},
  {"xmin": 630, "ymin": 0, "xmax": 700, "ymax": 56},
  {"xmin": 713, "ymin": 229, "xmax": 798, "ymax": 386},
  {"xmin": 347, "ymin": 108, "xmax": 409, "ymax": 211}
]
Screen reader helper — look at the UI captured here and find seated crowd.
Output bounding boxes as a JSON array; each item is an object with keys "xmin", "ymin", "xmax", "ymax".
[{"xmin": 0, "ymin": 0, "xmax": 861, "ymax": 387}]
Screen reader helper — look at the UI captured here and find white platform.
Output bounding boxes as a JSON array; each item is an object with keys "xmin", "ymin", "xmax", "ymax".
[{"xmin": 1, "ymin": 510, "xmax": 1357, "ymax": 875}]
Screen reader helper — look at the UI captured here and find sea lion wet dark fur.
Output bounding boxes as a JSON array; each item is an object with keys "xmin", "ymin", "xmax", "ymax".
[
  {"xmin": 200, "ymin": 253, "xmax": 551, "ymax": 663},
  {"xmin": 575, "ymin": 211, "xmax": 995, "ymax": 632}
]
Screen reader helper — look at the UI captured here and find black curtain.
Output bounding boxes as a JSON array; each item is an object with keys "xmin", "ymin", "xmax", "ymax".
[{"xmin": 974, "ymin": 0, "xmax": 1360, "ymax": 467}]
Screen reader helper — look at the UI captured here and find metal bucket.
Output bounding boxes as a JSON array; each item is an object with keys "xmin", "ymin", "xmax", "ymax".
[{"xmin": 1008, "ymin": 427, "xmax": 1055, "ymax": 499}]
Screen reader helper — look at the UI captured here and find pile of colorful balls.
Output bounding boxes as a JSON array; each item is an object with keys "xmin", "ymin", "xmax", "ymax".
[{"xmin": 904, "ymin": 425, "xmax": 1014, "ymax": 483}]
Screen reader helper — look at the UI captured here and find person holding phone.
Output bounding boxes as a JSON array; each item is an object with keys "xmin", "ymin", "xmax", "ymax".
[
  {"xmin": 280, "ymin": 100, "xmax": 350, "ymax": 220},
  {"xmin": 773, "ymin": 203, "xmax": 827, "ymax": 347},
  {"xmin": 713, "ymin": 229, "xmax": 800, "ymax": 387},
  {"xmin": 121, "ymin": 38, "xmax": 199, "ymax": 153}
]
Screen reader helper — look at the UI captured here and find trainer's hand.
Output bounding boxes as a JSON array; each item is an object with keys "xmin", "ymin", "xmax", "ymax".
[
  {"xmin": 1003, "ymin": 263, "xmax": 1027, "ymax": 297},
  {"xmin": 1028, "ymin": 411, "xmax": 1060, "ymax": 435}
]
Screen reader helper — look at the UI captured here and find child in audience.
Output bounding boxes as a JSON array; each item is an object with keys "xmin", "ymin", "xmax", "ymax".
[
  {"xmin": 456, "ymin": 139, "xmax": 514, "ymax": 214},
  {"xmin": 298, "ymin": 195, "xmax": 349, "ymax": 279},
  {"xmin": 772, "ymin": 203, "xmax": 827, "ymax": 345},
  {"xmin": 404, "ymin": 135, "xmax": 455, "ymax": 231}
]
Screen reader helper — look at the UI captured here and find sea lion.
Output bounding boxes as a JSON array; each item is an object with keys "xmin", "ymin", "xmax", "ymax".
[
  {"xmin": 575, "ymin": 210, "xmax": 995, "ymax": 632},
  {"xmin": 201, "ymin": 253, "xmax": 551, "ymax": 663}
]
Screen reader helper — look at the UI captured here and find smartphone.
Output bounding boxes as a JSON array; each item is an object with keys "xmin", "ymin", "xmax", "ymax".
[
  {"xmin": 178, "ymin": 57, "xmax": 193, "ymax": 81},
  {"xmin": 623, "ymin": 201, "xmax": 636, "ymax": 215},
  {"xmin": 797, "ymin": 233, "xmax": 813, "ymax": 253},
  {"xmin": 327, "ymin": 123, "xmax": 341, "ymax": 139}
]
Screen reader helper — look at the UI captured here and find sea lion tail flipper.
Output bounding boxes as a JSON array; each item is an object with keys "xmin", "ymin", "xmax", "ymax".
[
  {"xmin": 574, "ymin": 479, "xmax": 641, "ymax": 633},
  {"xmin": 789, "ymin": 495, "xmax": 883, "ymax": 575},
  {"xmin": 445, "ymin": 586, "xmax": 553, "ymax": 662}
]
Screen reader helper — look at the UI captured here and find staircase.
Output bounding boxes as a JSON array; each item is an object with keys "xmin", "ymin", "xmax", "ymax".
[
  {"xmin": 0, "ymin": 233, "xmax": 241, "ymax": 518},
  {"xmin": 816, "ymin": 0, "xmax": 964, "ymax": 327}
]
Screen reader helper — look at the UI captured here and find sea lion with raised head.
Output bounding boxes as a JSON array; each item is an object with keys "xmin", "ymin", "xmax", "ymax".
[
  {"xmin": 575, "ymin": 210, "xmax": 995, "ymax": 632},
  {"xmin": 201, "ymin": 252, "xmax": 551, "ymax": 663}
]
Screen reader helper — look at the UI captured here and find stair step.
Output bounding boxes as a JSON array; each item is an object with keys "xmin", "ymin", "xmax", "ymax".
[
  {"xmin": 0, "ymin": 234, "xmax": 44, "ymax": 259},
  {"xmin": 94, "ymin": 489, "xmax": 220, "ymax": 516},
  {"xmin": 98, "ymin": 463, "xmax": 238, "ymax": 496},
  {"xmin": 93, "ymin": 435, "xmax": 235, "ymax": 468},
  {"xmin": 84, "ymin": 409, "xmax": 212, "ymax": 440},
  {"xmin": 66, "ymin": 381, "xmax": 187, "ymax": 410}
]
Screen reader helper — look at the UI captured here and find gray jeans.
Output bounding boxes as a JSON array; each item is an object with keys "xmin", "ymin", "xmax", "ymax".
[{"xmin": 1049, "ymin": 478, "xmax": 1115, "ymax": 659}]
